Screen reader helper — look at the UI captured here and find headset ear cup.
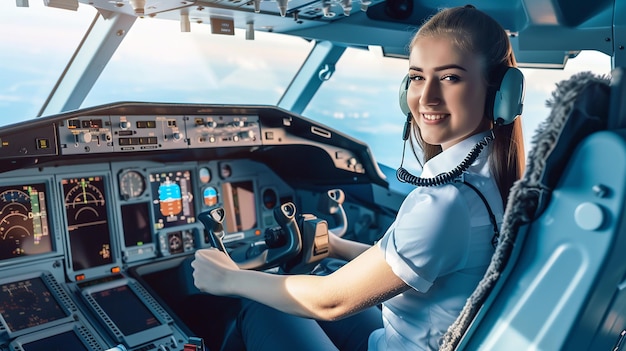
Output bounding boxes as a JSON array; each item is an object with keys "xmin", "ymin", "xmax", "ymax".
[
  {"xmin": 492, "ymin": 67, "xmax": 525, "ymax": 125},
  {"xmin": 399, "ymin": 74, "xmax": 411, "ymax": 116}
]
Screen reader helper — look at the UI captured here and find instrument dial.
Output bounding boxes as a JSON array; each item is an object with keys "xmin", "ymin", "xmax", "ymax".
[
  {"xmin": 63, "ymin": 177, "xmax": 106, "ymax": 223},
  {"xmin": 0, "ymin": 189, "xmax": 32, "ymax": 241},
  {"xmin": 65, "ymin": 181, "xmax": 104, "ymax": 206},
  {"xmin": 168, "ymin": 232, "xmax": 183, "ymax": 254},
  {"xmin": 119, "ymin": 170, "xmax": 146, "ymax": 200}
]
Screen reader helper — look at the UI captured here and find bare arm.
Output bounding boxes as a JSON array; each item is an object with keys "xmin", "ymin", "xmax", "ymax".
[
  {"xmin": 191, "ymin": 244, "xmax": 409, "ymax": 321},
  {"xmin": 327, "ymin": 230, "xmax": 372, "ymax": 261}
]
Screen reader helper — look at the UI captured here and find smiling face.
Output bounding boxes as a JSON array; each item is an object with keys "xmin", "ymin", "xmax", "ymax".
[{"xmin": 407, "ymin": 35, "xmax": 490, "ymax": 150}]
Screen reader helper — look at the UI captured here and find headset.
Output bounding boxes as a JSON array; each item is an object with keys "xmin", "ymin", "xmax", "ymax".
[
  {"xmin": 398, "ymin": 66, "xmax": 525, "ymax": 126},
  {"xmin": 396, "ymin": 66, "xmax": 526, "ymax": 187}
]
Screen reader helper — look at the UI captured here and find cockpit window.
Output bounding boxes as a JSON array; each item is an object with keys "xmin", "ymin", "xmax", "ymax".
[
  {"xmin": 0, "ymin": 2, "xmax": 311, "ymax": 126},
  {"xmin": 0, "ymin": 3, "xmax": 95, "ymax": 123},
  {"xmin": 83, "ymin": 21, "xmax": 313, "ymax": 107},
  {"xmin": 302, "ymin": 47, "xmax": 408, "ymax": 168}
]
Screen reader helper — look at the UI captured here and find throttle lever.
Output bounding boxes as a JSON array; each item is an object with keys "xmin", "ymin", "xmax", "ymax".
[
  {"xmin": 197, "ymin": 207, "xmax": 228, "ymax": 253},
  {"xmin": 318, "ymin": 189, "xmax": 347, "ymax": 237}
]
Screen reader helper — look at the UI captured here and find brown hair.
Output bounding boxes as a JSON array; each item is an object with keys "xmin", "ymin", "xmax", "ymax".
[{"xmin": 408, "ymin": 5, "xmax": 525, "ymax": 206}]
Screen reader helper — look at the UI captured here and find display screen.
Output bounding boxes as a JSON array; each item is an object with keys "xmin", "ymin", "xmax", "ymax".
[
  {"xmin": 0, "ymin": 277, "xmax": 67, "ymax": 332},
  {"xmin": 222, "ymin": 181, "xmax": 257, "ymax": 233},
  {"xmin": 21, "ymin": 330, "xmax": 89, "ymax": 351},
  {"xmin": 0, "ymin": 183, "xmax": 52, "ymax": 260},
  {"xmin": 89, "ymin": 284, "xmax": 161, "ymax": 336},
  {"xmin": 166, "ymin": 230, "xmax": 195, "ymax": 254},
  {"xmin": 150, "ymin": 170, "xmax": 195, "ymax": 229},
  {"xmin": 121, "ymin": 202, "xmax": 152, "ymax": 247},
  {"xmin": 62, "ymin": 176, "xmax": 113, "ymax": 270}
]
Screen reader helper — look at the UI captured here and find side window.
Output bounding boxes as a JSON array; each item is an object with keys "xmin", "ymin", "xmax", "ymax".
[
  {"xmin": 0, "ymin": 4, "xmax": 96, "ymax": 122},
  {"xmin": 303, "ymin": 47, "xmax": 409, "ymax": 169},
  {"xmin": 304, "ymin": 49, "xmax": 611, "ymax": 169}
]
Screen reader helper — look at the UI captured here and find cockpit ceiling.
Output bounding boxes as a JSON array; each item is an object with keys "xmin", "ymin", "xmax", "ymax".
[{"xmin": 70, "ymin": 0, "xmax": 615, "ymax": 69}]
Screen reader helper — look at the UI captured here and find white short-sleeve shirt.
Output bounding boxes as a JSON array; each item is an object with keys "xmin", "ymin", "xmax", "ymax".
[{"xmin": 368, "ymin": 131, "xmax": 503, "ymax": 350}]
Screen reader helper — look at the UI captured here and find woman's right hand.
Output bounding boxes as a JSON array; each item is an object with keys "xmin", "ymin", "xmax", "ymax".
[{"xmin": 191, "ymin": 248, "xmax": 240, "ymax": 296}]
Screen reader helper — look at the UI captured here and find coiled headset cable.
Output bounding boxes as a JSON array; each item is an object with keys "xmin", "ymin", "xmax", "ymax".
[{"xmin": 396, "ymin": 121, "xmax": 495, "ymax": 187}]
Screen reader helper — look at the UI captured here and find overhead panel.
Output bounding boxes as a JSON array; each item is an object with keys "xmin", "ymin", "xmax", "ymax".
[{"xmin": 80, "ymin": 0, "xmax": 198, "ymax": 16}]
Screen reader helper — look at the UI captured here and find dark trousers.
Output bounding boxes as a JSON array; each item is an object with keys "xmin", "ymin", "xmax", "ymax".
[{"xmin": 228, "ymin": 299, "xmax": 382, "ymax": 351}]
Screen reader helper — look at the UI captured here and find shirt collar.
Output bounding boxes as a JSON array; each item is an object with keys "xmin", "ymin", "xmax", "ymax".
[{"xmin": 420, "ymin": 130, "xmax": 493, "ymax": 178}]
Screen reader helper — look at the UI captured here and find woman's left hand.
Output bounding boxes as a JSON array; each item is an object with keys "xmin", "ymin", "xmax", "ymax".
[{"xmin": 191, "ymin": 248, "xmax": 240, "ymax": 296}]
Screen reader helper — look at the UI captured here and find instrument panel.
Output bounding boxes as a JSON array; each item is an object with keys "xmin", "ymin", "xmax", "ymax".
[
  {"xmin": 0, "ymin": 158, "xmax": 294, "ymax": 276},
  {"xmin": 0, "ymin": 157, "xmax": 295, "ymax": 350},
  {"xmin": 0, "ymin": 103, "xmax": 390, "ymax": 351},
  {"xmin": 0, "ymin": 157, "xmax": 296, "ymax": 268}
]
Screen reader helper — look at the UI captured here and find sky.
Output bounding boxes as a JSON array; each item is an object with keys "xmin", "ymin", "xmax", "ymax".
[{"xmin": 0, "ymin": 2, "xmax": 613, "ymax": 169}]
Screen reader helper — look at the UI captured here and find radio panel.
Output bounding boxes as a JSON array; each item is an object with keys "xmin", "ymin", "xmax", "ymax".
[
  {"xmin": 187, "ymin": 115, "xmax": 260, "ymax": 148},
  {"xmin": 111, "ymin": 115, "xmax": 187, "ymax": 152},
  {"xmin": 58, "ymin": 117, "xmax": 114, "ymax": 155},
  {"xmin": 58, "ymin": 114, "xmax": 263, "ymax": 155}
]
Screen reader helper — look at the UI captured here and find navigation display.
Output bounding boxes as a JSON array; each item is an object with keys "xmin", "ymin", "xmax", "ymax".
[
  {"xmin": 9, "ymin": 316, "xmax": 110, "ymax": 351},
  {"xmin": 0, "ymin": 277, "xmax": 67, "ymax": 333},
  {"xmin": 20, "ymin": 330, "xmax": 90, "ymax": 351},
  {"xmin": 91, "ymin": 284, "xmax": 161, "ymax": 336},
  {"xmin": 121, "ymin": 202, "xmax": 153, "ymax": 247},
  {"xmin": 222, "ymin": 181, "xmax": 257, "ymax": 233},
  {"xmin": 62, "ymin": 176, "xmax": 113, "ymax": 270},
  {"xmin": 82, "ymin": 280, "xmax": 172, "ymax": 347},
  {"xmin": 0, "ymin": 183, "xmax": 52, "ymax": 260},
  {"xmin": 150, "ymin": 170, "xmax": 195, "ymax": 229}
]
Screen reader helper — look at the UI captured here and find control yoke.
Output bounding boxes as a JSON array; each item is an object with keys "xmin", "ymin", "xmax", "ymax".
[
  {"xmin": 318, "ymin": 189, "xmax": 347, "ymax": 237},
  {"xmin": 196, "ymin": 207, "xmax": 228, "ymax": 253},
  {"xmin": 197, "ymin": 202, "xmax": 303, "ymax": 271}
]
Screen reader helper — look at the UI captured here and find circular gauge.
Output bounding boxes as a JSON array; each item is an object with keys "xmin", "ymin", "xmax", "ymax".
[
  {"xmin": 0, "ymin": 189, "xmax": 32, "ymax": 241},
  {"xmin": 198, "ymin": 167, "xmax": 211, "ymax": 184},
  {"xmin": 203, "ymin": 186, "xmax": 218, "ymax": 206},
  {"xmin": 262, "ymin": 188, "xmax": 278, "ymax": 209},
  {"xmin": 220, "ymin": 164, "xmax": 232, "ymax": 179},
  {"xmin": 63, "ymin": 178, "xmax": 106, "ymax": 222},
  {"xmin": 119, "ymin": 170, "xmax": 146, "ymax": 200}
]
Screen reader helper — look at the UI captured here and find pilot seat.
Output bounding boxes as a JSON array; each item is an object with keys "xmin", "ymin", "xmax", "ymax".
[{"xmin": 441, "ymin": 68, "xmax": 626, "ymax": 350}]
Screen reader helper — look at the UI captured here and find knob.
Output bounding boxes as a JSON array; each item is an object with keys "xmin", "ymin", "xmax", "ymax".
[
  {"xmin": 120, "ymin": 121, "xmax": 131, "ymax": 130},
  {"xmin": 239, "ymin": 130, "xmax": 255, "ymax": 140},
  {"xmin": 79, "ymin": 132, "xmax": 92, "ymax": 143}
]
